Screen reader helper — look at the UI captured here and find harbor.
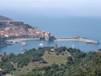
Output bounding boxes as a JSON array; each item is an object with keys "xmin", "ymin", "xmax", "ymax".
[{"xmin": 6, "ymin": 36, "xmax": 99, "ymax": 45}]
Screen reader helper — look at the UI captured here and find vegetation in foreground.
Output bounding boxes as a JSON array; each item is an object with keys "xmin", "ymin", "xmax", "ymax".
[{"xmin": 0, "ymin": 47, "xmax": 101, "ymax": 76}]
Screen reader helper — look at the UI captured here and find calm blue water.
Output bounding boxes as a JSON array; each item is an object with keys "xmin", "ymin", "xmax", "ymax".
[{"xmin": 0, "ymin": 14, "xmax": 101, "ymax": 54}]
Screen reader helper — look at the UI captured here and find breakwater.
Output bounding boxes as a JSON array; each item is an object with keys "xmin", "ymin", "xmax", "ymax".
[{"xmin": 56, "ymin": 36, "xmax": 99, "ymax": 45}]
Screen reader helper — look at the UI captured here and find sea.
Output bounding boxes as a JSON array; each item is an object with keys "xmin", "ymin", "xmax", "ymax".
[{"xmin": 0, "ymin": 13, "xmax": 101, "ymax": 54}]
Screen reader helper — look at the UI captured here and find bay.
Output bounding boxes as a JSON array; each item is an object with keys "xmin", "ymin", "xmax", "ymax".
[{"xmin": 0, "ymin": 13, "xmax": 101, "ymax": 53}]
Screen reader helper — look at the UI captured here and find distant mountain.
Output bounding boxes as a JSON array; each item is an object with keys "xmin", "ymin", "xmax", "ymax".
[
  {"xmin": 0, "ymin": 16, "xmax": 12, "ymax": 21},
  {"xmin": 0, "ymin": 16, "xmax": 51, "ymax": 39},
  {"xmin": 0, "ymin": 16, "xmax": 32, "ymax": 28}
]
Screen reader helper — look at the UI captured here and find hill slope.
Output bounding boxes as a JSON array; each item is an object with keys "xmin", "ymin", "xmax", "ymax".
[{"xmin": 0, "ymin": 16, "xmax": 50, "ymax": 38}]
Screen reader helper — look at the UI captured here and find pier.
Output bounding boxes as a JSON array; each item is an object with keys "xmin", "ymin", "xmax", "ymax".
[
  {"xmin": 55, "ymin": 36, "xmax": 99, "ymax": 45},
  {"xmin": 6, "ymin": 38, "xmax": 40, "ymax": 44}
]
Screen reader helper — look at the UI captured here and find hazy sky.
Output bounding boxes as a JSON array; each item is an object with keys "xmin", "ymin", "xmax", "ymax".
[{"xmin": 0, "ymin": 0, "xmax": 101, "ymax": 17}]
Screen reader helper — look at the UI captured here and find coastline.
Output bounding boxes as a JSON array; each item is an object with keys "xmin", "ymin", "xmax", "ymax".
[
  {"xmin": 6, "ymin": 38, "xmax": 40, "ymax": 43},
  {"xmin": 6, "ymin": 36, "xmax": 99, "ymax": 45}
]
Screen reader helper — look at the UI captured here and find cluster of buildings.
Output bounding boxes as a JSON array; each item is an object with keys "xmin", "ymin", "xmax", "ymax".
[
  {"xmin": 0, "ymin": 20, "xmax": 53, "ymax": 40},
  {"xmin": 0, "ymin": 27, "xmax": 52, "ymax": 40},
  {"xmin": 0, "ymin": 16, "xmax": 56, "ymax": 41}
]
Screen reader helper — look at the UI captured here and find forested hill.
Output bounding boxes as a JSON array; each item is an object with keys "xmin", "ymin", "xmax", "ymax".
[{"xmin": 0, "ymin": 47, "xmax": 101, "ymax": 76}]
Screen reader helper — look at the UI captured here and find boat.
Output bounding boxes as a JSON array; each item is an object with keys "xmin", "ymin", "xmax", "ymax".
[
  {"xmin": 39, "ymin": 43, "xmax": 44, "ymax": 47},
  {"xmin": 21, "ymin": 42, "xmax": 27, "ymax": 46}
]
